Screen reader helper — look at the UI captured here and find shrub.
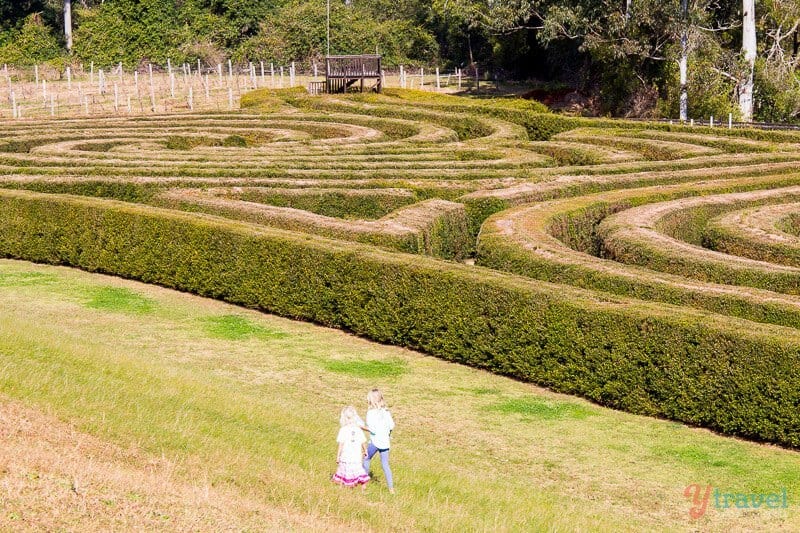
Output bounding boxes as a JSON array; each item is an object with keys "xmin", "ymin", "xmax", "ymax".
[
  {"xmin": 154, "ymin": 191, "xmax": 471, "ymax": 260},
  {"xmin": 1, "ymin": 189, "xmax": 800, "ymax": 447},
  {"xmin": 0, "ymin": 15, "xmax": 63, "ymax": 66}
]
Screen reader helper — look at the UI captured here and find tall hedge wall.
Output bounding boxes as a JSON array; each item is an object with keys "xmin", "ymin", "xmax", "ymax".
[{"xmin": 2, "ymin": 189, "xmax": 800, "ymax": 447}]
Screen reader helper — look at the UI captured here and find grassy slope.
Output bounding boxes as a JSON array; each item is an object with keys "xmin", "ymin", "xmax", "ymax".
[{"xmin": 0, "ymin": 259, "xmax": 798, "ymax": 531}]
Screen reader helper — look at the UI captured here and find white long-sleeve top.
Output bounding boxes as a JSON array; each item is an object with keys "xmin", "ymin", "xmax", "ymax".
[{"xmin": 365, "ymin": 407, "xmax": 395, "ymax": 450}]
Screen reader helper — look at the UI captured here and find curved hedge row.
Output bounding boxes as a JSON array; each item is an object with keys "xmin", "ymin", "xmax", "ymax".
[
  {"xmin": 2, "ymin": 188, "xmax": 800, "ymax": 447},
  {"xmin": 598, "ymin": 188, "xmax": 800, "ymax": 294},
  {"xmin": 7, "ymin": 88, "xmax": 800, "ymax": 449},
  {"xmin": 704, "ymin": 204, "xmax": 800, "ymax": 267},
  {"xmin": 476, "ymin": 175, "xmax": 800, "ymax": 329},
  {"xmin": 155, "ymin": 190, "xmax": 471, "ymax": 259}
]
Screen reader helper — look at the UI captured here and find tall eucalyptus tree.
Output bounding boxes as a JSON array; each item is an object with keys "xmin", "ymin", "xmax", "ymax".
[
  {"xmin": 740, "ymin": 0, "xmax": 756, "ymax": 121},
  {"xmin": 64, "ymin": 0, "xmax": 72, "ymax": 51}
]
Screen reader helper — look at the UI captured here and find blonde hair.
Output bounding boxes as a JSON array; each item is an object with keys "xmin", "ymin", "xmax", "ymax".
[
  {"xmin": 366, "ymin": 389, "xmax": 387, "ymax": 409},
  {"xmin": 339, "ymin": 405, "xmax": 359, "ymax": 427}
]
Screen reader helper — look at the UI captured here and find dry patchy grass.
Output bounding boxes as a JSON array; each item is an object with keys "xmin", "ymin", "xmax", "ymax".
[
  {"xmin": 0, "ymin": 399, "xmax": 349, "ymax": 532},
  {"xmin": 0, "ymin": 259, "xmax": 799, "ymax": 532}
]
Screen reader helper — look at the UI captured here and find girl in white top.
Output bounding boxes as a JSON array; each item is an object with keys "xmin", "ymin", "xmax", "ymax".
[
  {"xmin": 362, "ymin": 389, "xmax": 396, "ymax": 493},
  {"xmin": 332, "ymin": 406, "xmax": 370, "ymax": 488}
]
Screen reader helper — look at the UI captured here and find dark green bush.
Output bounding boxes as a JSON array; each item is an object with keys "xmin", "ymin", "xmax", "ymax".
[
  {"xmin": 2, "ymin": 189, "xmax": 800, "ymax": 447},
  {"xmin": 598, "ymin": 198, "xmax": 800, "ymax": 295},
  {"xmin": 477, "ymin": 198, "xmax": 800, "ymax": 331},
  {"xmin": 0, "ymin": 15, "xmax": 63, "ymax": 66},
  {"xmin": 286, "ymin": 95, "xmax": 495, "ymax": 141},
  {"xmin": 153, "ymin": 193, "xmax": 471, "ymax": 260},
  {"xmin": 229, "ymin": 189, "xmax": 417, "ymax": 220}
]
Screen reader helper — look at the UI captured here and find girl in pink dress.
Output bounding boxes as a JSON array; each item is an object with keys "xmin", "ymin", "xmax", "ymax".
[{"xmin": 332, "ymin": 406, "xmax": 370, "ymax": 488}]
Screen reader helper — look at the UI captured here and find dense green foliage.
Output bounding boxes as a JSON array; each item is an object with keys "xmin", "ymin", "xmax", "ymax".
[
  {"xmin": 477, "ymin": 184, "xmax": 800, "ymax": 330},
  {"xmin": 5, "ymin": 88, "xmax": 800, "ymax": 450},
  {"xmin": 2, "ymin": 1, "xmax": 799, "ymax": 119},
  {"xmin": 2, "ymin": 189, "xmax": 800, "ymax": 448},
  {"xmin": 0, "ymin": 14, "xmax": 63, "ymax": 66},
  {"xmin": 225, "ymin": 188, "xmax": 418, "ymax": 220}
]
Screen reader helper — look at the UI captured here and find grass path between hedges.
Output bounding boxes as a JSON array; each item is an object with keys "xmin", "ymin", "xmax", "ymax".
[{"xmin": 0, "ymin": 258, "xmax": 799, "ymax": 532}]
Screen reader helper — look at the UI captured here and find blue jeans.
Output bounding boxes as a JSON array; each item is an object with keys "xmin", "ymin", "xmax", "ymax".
[{"xmin": 363, "ymin": 442, "xmax": 393, "ymax": 489}]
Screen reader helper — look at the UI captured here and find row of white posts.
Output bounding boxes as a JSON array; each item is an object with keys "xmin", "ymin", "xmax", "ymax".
[
  {"xmin": 398, "ymin": 66, "xmax": 468, "ymax": 90},
  {"xmin": 15, "ymin": 60, "xmax": 471, "ymax": 91},
  {"xmin": 8, "ymin": 62, "xmax": 748, "ymax": 125},
  {"xmin": 670, "ymin": 114, "xmax": 736, "ymax": 129},
  {"xmin": 3, "ymin": 62, "xmax": 245, "ymax": 117},
  {"xmin": 5, "ymin": 60, "xmax": 476, "ymax": 119},
  {"xmin": 22, "ymin": 60, "xmax": 302, "ymax": 88}
]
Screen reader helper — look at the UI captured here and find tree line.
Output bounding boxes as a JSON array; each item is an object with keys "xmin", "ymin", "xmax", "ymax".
[{"xmin": 1, "ymin": 0, "xmax": 799, "ymax": 122}]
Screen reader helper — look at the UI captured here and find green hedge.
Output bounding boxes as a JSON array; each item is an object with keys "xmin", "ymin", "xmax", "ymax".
[
  {"xmin": 704, "ymin": 213, "xmax": 800, "ymax": 268},
  {"xmin": 227, "ymin": 188, "xmax": 418, "ymax": 220},
  {"xmin": 284, "ymin": 95, "xmax": 496, "ymax": 141},
  {"xmin": 596, "ymin": 193, "xmax": 800, "ymax": 294},
  {"xmin": 477, "ymin": 200, "xmax": 800, "ymax": 330},
  {"xmin": 2, "ymin": 189, "xmax": 800, "ymax": 447},
  {"xmin": 0, "ymin": 179, "xmax": 159, "ymax": 203},
  {"xmin": 599, "ymin": 221, "xmax": 800, "ymax": 296},
  {"xmin": 778, "ymin": 213, "xmax": 800, "ymax": 236},
  {"xmin": 153, "ymin": 193, "xmax": 471, "ymax": 260}
]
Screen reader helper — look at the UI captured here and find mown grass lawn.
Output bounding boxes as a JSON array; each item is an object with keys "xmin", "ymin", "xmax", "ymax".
[{"xmin": 0, "ymin": 258, "xmax": 798, "ymax": 531}]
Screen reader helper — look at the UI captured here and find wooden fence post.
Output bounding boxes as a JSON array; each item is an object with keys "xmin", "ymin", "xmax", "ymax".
[{"xmin": 148, "ymin": 63, "xmax": 156, "ymax": 112}]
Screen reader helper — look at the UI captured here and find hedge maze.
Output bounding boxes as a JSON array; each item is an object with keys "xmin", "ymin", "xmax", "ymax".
[{"xmin": 3, "ymin": 88, "xmax": 800, "ymax": 447}]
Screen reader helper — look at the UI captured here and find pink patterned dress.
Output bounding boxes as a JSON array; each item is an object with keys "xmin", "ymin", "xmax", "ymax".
[{"xmin": 332, "ymin": 423, "xmax": 370, "ymax": 487}]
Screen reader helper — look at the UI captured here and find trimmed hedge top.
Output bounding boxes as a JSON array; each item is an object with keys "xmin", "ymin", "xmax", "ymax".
[{"xmin": 4, "ymin": 88, "xmax": 800, "ymax": 448}]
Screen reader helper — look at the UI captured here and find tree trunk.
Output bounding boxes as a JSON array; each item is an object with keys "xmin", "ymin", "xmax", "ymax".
[
  {"xmin": 679, "ymin": 0, "xmax": 688, "ymax": 121},
  {"xmin": 64, "ymin": 0, "xmax": 73, "ymax": 52},
  {"xmin": 740, "ymin": 0, "xmax": 756, "ymax": 122}
]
